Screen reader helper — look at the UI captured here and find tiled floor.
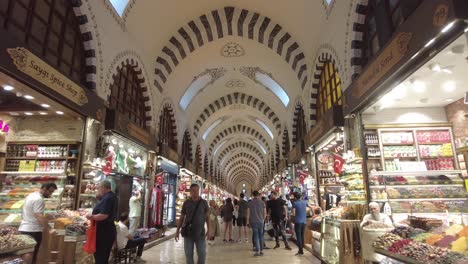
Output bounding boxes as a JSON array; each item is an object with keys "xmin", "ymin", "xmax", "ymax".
[{"xmin": 141, "ymin": 226, "xmax": 321, "ymax": 264}]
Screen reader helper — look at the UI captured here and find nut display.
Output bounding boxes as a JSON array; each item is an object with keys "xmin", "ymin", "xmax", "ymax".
[{"xmin": 373, "ymin": 233, "xmax": 403, "ymax": 250}]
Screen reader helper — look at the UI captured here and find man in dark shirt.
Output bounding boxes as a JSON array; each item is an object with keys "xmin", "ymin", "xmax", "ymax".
[
  {"xmin": 267, "ymin": 191, "xmax": 291, "ymax": 250},
  {"xmin": 87, "ymin": 180, "xmax": 118, "ymax": 264},
  {"xmin": 176, "ymin": 184, "xmax": 210, "ymax": 264},
  {"xmin": 237, "ymin": 193, "xmax": 249, "ymax": 242}
]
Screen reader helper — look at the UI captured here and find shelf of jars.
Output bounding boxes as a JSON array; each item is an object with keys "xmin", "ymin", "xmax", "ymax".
[{"xmin": 0, "ymin": 142, "xmax": 80, "ymax": 226}]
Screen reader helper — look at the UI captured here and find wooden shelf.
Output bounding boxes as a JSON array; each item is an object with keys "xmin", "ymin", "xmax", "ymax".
[
  {"xmin": 368, "ymin": 157, "xmax": 381, "ymax": 159},
  {"xmin": 6, "ymin": 157, "xmax": 67, "ymax": 160},
  {"xmin": 366, "ymin": 143, "xmax": 380, "ymax": 146},
  {"xmin": 384, "ymin": 156, "xmax": 418, "ymax": 159},
  {"xmin": 417, "ymin": 142, "xmax": 451, "ymax": 145}
]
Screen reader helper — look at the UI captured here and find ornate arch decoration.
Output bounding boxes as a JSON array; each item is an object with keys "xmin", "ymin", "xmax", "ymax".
[
  {"xmin": 203, "ymin": 153, "xmax": 209, "ymax": 176},
  {"xmin": 270, "ymin": 151, "xmax": 276, "ymax": 176},
  {"xmin": 228, "ymin": 165, "xmax": 258, "ymax": 180},
  {"xmin": 275, "ymin": 143, "xmax": 281, "ymax": 168},
  {"xmin": 181, "ymin": 130, "xmax": 193, "ymax": 162},
  {"xmin": 208, "ymin": 124, "xmax": 269, "ymax": 153},
  {"xmin": 217, "ymin": 142, "xmax": 264, "ymax": 164},
  {"xmin": 0, "ymin": 0, "xmax": 96, "ymax": 89},
  {"xmin": 231, "ymin": 173, "xmax": 256, "ymax": 189},
  {"xmin": 349, "ymin": 0, "xmax": 424, "ymax": 80},
  {"xmin": 222, "ymin": 152, "xmax": 263, "ymax": 171},
  {"xmin": 225, "ymin": 160, "xmax": 261, "ymax": 178},
  {"xmin": 154, "ymin": 6, "xmax": 309, "ymax": 92},
  {"xmin": 194, "ymin": 144, "xmax": 202, "ymax": 173},
  {"xmin": 194, "ymin": 92, "xmax": 280, "ymax": 137},
  {"xmin": 158, "ymin": 104, "xmax": 178, "ymax": 150},
  {"xmin": 282, "ymin": 128, "xmax": 290, "ymax": 158},
  {"xmin": 292, "ymin": 102, "xmax": 307, "ymax": 145}
]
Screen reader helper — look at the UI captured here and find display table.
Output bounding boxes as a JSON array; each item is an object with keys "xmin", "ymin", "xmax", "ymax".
[
  {"xmin": 320, "ymin": 218, "xmax": 363, "ymax": 264},
  {"xmin": 374, "ymin": 248, "xmax": 421, "ymax": 264},
  {"xmin": 0, "ymin": 245, "xmax": 35, "ymax": 264}
]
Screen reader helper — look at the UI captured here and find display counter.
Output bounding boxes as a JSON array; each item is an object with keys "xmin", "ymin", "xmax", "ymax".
[{"xmin": 320, "ymin": 218, "xmax": 362, "ymax": 264}]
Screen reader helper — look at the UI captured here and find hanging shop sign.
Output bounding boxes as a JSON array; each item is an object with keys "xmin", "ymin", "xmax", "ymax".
[
  {"xmin": 106, "ymin": 109, "xmax": 154, "ymax": 148},
  {"xmin": 343, "ymin": 0, "xmax": 468, "ymax": 116},
  {"xmin": 304, "ymin": 105, "xmax": 344, "ymax": 147},
  {"xmin": 288, "ymin": 141, "xmax": 304, "ymax": 164},
  {"xmin": 0, "ymin": 43, "xmax": 105, "ymax": 121},
  {"xmin": 7, "ymin": 47, "xmax": 88, "ymax": 105}
]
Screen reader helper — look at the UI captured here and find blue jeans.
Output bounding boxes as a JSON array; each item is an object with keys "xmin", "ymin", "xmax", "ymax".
[
  {"xmin": 251, "ymin": 222, "xmax": 264, "ymax": 253},
  {"xmin": 184, "ymin": 237, "xmax": 206, "ymax": 264},
  {"xmin": 294, "ymin": 223, "xmax": 306, "ymax": 254}
]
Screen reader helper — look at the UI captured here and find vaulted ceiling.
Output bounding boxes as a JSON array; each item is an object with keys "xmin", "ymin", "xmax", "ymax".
[{"xmin": 120, "ymin": 0, "xmax": 329, "ymax": 192}]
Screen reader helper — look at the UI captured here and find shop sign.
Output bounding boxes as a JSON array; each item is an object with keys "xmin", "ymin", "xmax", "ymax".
[
  {"xmin": 288, "ymin": 143, "xmax": 303, "ymax": 164},
  {"xmin": 317, "ymin": 153, "xmax": 332, "ymax": 164},
  {"xmin": 7, "ymin": 47, "xmax": 88, "ymax": 105},
  {"xmin": 185, "ymin": 160, "xmax": 195, "ymax": 174},
  {"xmin": 167, "ymin": 147, "xmax": 180, "ymax": 165},
  {"xmin": 352, "ymin": 32, "xmax": 413, "ymax": 98},
  {"xmin": 305, "ymin": 105, "xmax": 343, "ymax": 147},
  {"xmin": 127, "ymin": 123, "xmax": 151, "ymax": 146},
  {"xmin": 433, "ymin": 3, "xmax": 449, "ymax": 27}
]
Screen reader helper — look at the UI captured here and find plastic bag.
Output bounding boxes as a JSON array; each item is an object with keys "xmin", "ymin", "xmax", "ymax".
[{"xmin": 83, "ymin": 220, "xmax": 96, "ymax": 254}]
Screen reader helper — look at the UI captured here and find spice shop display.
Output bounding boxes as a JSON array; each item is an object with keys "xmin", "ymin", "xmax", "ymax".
[{"xmin": 372, "ymin": 224, "xmax": 468, "ymax": 263}]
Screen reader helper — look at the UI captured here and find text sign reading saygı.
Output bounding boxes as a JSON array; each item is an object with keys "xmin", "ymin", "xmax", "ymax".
[{"xmin": 7, "ymin": 47, "xmax": 88, "ymax": 106}]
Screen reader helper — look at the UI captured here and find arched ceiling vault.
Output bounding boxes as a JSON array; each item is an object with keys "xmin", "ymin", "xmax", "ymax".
[{"xmin": 122, "ymin": 2, "xmax": 328, "ymax": 189}]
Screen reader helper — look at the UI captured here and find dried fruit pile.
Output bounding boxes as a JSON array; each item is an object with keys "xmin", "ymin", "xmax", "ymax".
[{"xmin": 0, "ymin": 234, "xmax": 36, "ymax": 253}]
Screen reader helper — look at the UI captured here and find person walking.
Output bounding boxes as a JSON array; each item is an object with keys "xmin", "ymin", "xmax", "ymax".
[
  {"xmin": 233, "ymin": 199, "xmax": 239, "ymax": 228},
  {"xmin": 175, "ymin": 184, "xmax": 210, "ymax": 264},
  {"xmin": 86, "ymin": 180, "xmax": 118, "ymax": 264},
  {"xmin": 292, "ymin": 192, "xmax": 308, "ymax": 256},
  {"xmin": 247, "ymin": 190, "xmax": 266, "ymax": 257},
  {"xmin": 267, "ymin": 190, "xmax": 291, "ymax": 250},
  {"xmin": 222, "ymin": 198, "xmax": 234, "ymax": 242},
  {"xmin": 19, "ymin": 182, "xmax": 57, "ymax": 264},
  {"xmin": 116, "ymin": 212, "xmax": 147, "ymax": 262},
  {"xmin": 237, "ymin": 193, "xmax": 249, "ymax": 242},
  {"xmin": 128, "ymin": 190, "xmax": 142, "ymax": 235},
  {"xmin": 207, "ymin": 200, "xmax": 220, "ymax": 245}
]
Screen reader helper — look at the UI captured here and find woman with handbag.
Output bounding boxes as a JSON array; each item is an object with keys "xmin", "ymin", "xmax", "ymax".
[{"xmin": 207, "ymin": 200, "xmax": 220, "ymax": 245}]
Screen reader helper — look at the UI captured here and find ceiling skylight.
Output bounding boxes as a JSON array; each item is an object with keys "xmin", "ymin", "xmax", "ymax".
[
  {"xmin": 255, "ymin": 118, "xmax": 274, "ymax": 139},
  {"xmin": 180, "ymin": 74, "xmax": 212, "ymax": 110},
  {"xmin": 255, "ymin": 72, "xmax": 289, "ymax": 107},
  {"xmin": 202, "ymin": 118, "xmax": 224, "ymax": 141},
  {"xmin": 253, "ymin": 140, "xmax": 267, "ymax": 154},
  {"xmin": 213, "ymin": 139, "xmax": 229, "ymax": 156},
  {"xmin": 109, "ymin": 0, "xmax": 129, "ymax": 16}
]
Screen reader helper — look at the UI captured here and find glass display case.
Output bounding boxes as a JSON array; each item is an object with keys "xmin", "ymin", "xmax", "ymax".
[{"xmin": 320, "ymin": 218, "xmax": 362, "ymax": 264}]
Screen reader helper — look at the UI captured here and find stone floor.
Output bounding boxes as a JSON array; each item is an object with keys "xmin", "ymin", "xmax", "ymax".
[{"xmin": 141, "ymin": 225, "xmax": 321, "ymax": 264}]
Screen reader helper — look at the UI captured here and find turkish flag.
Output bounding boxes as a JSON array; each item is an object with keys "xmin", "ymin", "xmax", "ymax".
[
  {"xmin": 102, "ymin": 156, "xmax": 113, "ymax": 175},
  {"xmin": 333, "ymin": 154, "xmax": 345, "ymax": 174},
  {"xmin": 155, "ymin": 172, "xmax": 164, "ymax": 186}
]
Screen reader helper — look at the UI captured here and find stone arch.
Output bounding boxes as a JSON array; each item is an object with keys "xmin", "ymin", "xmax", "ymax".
[
  {"xmin": 222, "ymin": 152, "xmax": 263, "ymax": 171},
  {"xmin": 158, "ymin": 103, "xmax": 178, "ymax": 150},
  {"xmin": 154, "ymin": 6, "xmax": 309, "ymax": 92},
  {"xmin": 208, "ymin": 124, "xmax": 269, "ymax": 154},
  {"xmin": 109, "ymin": 58, "xmax": 153, "ymax": 128},
  {"xmin": 292, "ymin": 101, "xmax": 307, "ymax": 145},
  {"xmin": 225, "ymin": 160, "xmax": 261, "ymax": 177},
  {"xmin": 217, "ymin": 142, "xmax": 264, "ymax": 164},
  {"xmin": 181, "ymin": 130, "xmax": 193, "ymax": 162},
  {"xmin": 310, "ymin": 51, "xmax": 343, "ymax": 125},
  {"xmin": 193, "ymin": 92, "xmax": 281, "ymax": 136}
]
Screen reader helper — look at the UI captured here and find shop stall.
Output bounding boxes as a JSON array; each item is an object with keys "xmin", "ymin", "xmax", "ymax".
[
  {"xmin": 341, "ymin": 1, "xmax": 468, "ymax": 262},
  {"xmin": 0, "ymin": 37, "xmax": 106, "ymax": 264},
  {"xmin": 152, "ymin": 154, "xmax": 179, "ymax": 228}
]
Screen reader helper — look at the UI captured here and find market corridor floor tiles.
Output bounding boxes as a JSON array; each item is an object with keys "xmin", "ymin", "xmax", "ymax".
[{"xmin": 141, "ymin": 237, "xmax": 320, "ymax": 264}]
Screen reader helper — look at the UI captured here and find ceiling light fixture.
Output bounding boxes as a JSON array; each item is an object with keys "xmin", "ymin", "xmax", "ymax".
[
  {"xmin": 10, "ymin": 112, "xmax": 19, "ymax": 116},
  {"xmin": 40, "ymin": 104, "xmax": 50, "ymax": 108},
  {"xmin": 3, "ymin": 85, "xmax": 14, "ymax": 91},
  {"xmin": 412, "ymin": 80, "xmax": 426, "ymax": 93},
  {"xmin": 443, "ymin": 81, "xmax": 456, "ymax": 92},
  {"xmin": 441, "ymin": 21, "xmax": 455, "ymax": 33},
  {"xmin": 429, "ymin": 64, "xmax": 441, "ymax": 72},
  {"xmin": 24, "ymin": 112, "xmax": 33, "ymax": 116},
  {"xmin": 24, "ymin": 95, "xmax": 34, "ymax": 100},
  {"xmin": 446, "ymin": 98, "xmax": 454, "ymax": 102},
  {"xmin": 55, "ymin": 111, "xmax": 64, "ymax": 115},
  {"xmin": 39, "ymin": 112, "xmax": 48, "ymax": 115}
]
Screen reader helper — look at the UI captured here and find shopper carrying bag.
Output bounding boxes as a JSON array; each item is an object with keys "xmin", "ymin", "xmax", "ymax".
[{"xmin": 83, "ymin": 220, "xmax": 97, "ymax": 254}]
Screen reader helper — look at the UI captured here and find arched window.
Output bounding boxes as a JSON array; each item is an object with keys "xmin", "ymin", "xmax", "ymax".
[
  {"xmin": 158, "ymin": 106, "xmax": 177, "ymax": 150},
  {"xmin": 317, "ymin": 62, "xmax": 342, "ymax": 120},
  {"xmin": 293, "ymin": 105, "xmax": 307, "ymax": 145},
  {"xmin": 362, "ymin": 0, "xmax": 424, "ymax": 67},
  {"xmin": 181, "ymin": 131, "xmax": 192, "ymax": 162},
  {"xmin": 282, "ymin": 129, "xmax": 290, "ymax": 158},
  {"xmin": 109, "ymin": 64, "xmax": 148, "ymax": 129},
  {"xmin": 0, "ymin": 0, "xmax": 86, "ymax": 86}
]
